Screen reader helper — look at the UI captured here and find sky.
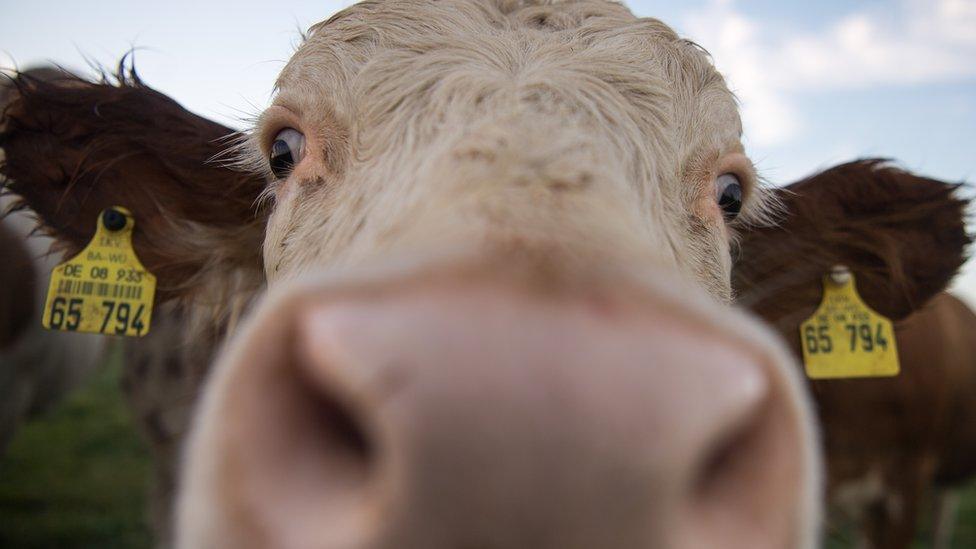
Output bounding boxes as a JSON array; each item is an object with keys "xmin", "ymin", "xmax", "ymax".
[{"xmin": 3, "ymin": 0, "xmax": 976, "ymax": 303}]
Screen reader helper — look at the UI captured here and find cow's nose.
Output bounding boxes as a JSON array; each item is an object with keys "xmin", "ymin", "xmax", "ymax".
[{"xmin": 179, "ymin": 281, "xmax": 817, "ymax": 549}]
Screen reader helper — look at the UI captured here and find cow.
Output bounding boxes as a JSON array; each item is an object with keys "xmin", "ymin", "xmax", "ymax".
[
  {"xmin": 0, "ymin": 2, "xmax": 969, "ymax": 548},
  {"xmin": 0, "ymin": 194, "xmax": 106, "ymax": 453},
  {"xmin": 890, "ymin": 293, "xmax": 976, "ymax": 549},
  {"xmin": 735, "ymin": 163, "xmax": 975, "ymax": 549},
  {"xmin": 0, "ymin": 68, "xmax": 105, "ymax": 451},
  {"xmin": 0, "ymin": 65, "xmax": 257, "ymax": 547},
  {"xmin": 0, "ymin": 208, "xmax": 40, "ymax": 451}
]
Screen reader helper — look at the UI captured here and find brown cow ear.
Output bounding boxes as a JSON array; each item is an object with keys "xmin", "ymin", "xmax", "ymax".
[
  {"xmin": 0, "ymin": 66, "xmax": 268, "ymax": 304},
  {"xmin": 733, "ymin": 159, "xmax": 971, "ymax": 333}
]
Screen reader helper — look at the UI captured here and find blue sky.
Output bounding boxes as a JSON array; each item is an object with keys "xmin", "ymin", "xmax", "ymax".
[{"xmin": 3, "ymin": 0, "xmax": 976, "ymax": 302}]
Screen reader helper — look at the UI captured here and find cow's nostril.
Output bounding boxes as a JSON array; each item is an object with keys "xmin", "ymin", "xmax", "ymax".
[
  {"xmin": 683, "ymin": 368, "xmax": 803, "ymax": 549},
  {"xmin": 293, "ymin": 306, "xmax": 388, "ymax": 475},
  {"xmin": 231, "ymin": 333, "xmax": 379, "ymax": 498},
  {"xmin": 693, "ymin": 401, "xmax": 766, "ymax": 501},
  {"xmin": 302, "ymin": 365, "xmax": 375, "ymax": 470},
  {"xmin": 180, "ymin": 306, "xmax": 389, "ymax": 549}
]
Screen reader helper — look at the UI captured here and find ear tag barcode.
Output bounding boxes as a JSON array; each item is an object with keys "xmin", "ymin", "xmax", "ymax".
[
  {"xmin": 799, "ymin": 266, "xmax": 899, "ymax": 379},
  {"xmin": 42, "ymin": 207, "xmax": 156, "ymax": 337}
]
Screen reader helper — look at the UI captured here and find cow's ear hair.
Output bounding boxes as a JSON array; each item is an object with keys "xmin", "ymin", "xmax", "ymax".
[
  {"xmin": 0, "ymin": 66, "xmax": 268, "ymax": 304},
  {"xmin": 733, "ymin": 159, "xmax": 971, "ymax": 333}
]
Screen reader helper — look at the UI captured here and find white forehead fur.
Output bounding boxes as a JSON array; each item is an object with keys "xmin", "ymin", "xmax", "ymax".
[{"xmin": 240, "ymin": 0, "xmax": 772, "ymax": 302}]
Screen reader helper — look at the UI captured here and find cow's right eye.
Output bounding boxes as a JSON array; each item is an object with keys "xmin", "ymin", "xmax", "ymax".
[
  {"xmin": 716, "ymin": 173, "xmax": 743, "ymax": 221},
  {"xmin": 269, "ymin": 128, "xmax": 306, "ymax": 179}
]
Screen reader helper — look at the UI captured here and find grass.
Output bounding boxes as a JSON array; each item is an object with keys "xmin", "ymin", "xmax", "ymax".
[
  {"xmin": 823, "ymin": 481, "xmax": 976, "ymax": 548},
  {"xmin": 0, "ymin": 346, "xmax": 152, "ymax": 549},
  {"xmin": 0, "ymin": 349, "xmax": 974, "ymax": 548},
  {"xmin": 955, "ymin": 488, "xmax": 976, "ymax": 545},
  {"xmin": 914, "ymin": 484, "xmax": 976, "ymax": 548}
]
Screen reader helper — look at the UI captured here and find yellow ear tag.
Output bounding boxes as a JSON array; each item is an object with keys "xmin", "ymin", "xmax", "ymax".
[
  {"xmin": 42, "ymin": 207, "xmax": 156, "ymax": 337},
  {"xmin": 799, "ymin": 266, "xmax": 899, "ymax": 379}
]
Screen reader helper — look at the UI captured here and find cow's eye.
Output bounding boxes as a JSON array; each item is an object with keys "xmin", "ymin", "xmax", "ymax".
[
  {"xmin": 716, "ymin": 173, "xmax": 743, "ymax": 221},
  {"xmin": 269, "ymin": 128, "xmax": 305, "ymax": 179}
]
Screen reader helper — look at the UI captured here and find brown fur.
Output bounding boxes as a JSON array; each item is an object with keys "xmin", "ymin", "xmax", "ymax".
[
  {"xmin": 0, "ymin": 66, "xmax": 267, "ymax": 306},
  {"xmin": 734, "ymin": 162, "xmax": 974, "ymax": 549},
  {"xmin": 0, "ymin": 220, "xmax": 35, "ymax": 349},
  {"xmin": 734, "ymin": 159, "xmax": 970, "ymax": 328},
  {"xmin": 931, "ymin": 295, "xmax": 976, "ymax": 488}
]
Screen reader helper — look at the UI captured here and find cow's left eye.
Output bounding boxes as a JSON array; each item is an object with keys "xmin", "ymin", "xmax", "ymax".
[
  {"xmin": 716, "ymin": 173, "xmax": 743, "ymax": 221},
  {"xmin": 269, "ymin": 128, "xmax": 306, "ymax": 179}
]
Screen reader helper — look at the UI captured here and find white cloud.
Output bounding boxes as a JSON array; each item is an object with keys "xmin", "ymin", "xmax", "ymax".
[
  {"xmin": 680, "ymin": 0, "xmax": 976, "ymax": 146},
  {"xmin": 682, "ymin": 1, "xmax": 799, "ymax": 146}
]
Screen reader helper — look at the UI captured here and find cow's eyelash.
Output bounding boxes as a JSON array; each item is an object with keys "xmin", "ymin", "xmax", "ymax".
[
  {"xmin": 216, "ymin": 106, "xmax": 307, "ymax": 186},
  {"xmin": 733, "ymin": 174, "xmax": 783, "ymax": 230},
  {"xmin": 255, "ymin": 178, "xmax": 281, "ymax": 209},
  {"xmin": 209, "ymin": 128, "xmax": 273, "ymax": 181}
]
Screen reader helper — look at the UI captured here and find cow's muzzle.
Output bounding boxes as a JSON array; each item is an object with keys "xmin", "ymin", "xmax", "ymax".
[{"xmin": 177, "ymin": 273, "xmax": 821, "ymax": 549}]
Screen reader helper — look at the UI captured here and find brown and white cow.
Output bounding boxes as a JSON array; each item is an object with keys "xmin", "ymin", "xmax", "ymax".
[
  {"xmin": 0, "ymin": 202, "xmax": 106, "ymax": 453},
  {"xmin": 735, "ymin": 161, "xmax": 974, "ymax": 549},
  {"xmin": 924, "ymin": 294, "xmax": 976, "ymax": 549},
  {"xmin": 0, "ymin": 68, "xmax": 106, "ymax": 451},
  {"xmin": 0, "ymin": 2, "xmax": 969, "ymax": 548},
  {"xmin": 878, "ymin": 292, "xmax": 976, "ymax": 549}
]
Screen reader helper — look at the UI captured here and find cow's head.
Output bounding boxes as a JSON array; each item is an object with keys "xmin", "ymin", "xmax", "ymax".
[{"xmin": 0, "ymin": 2, "xmax": 968, "ymax": 548}]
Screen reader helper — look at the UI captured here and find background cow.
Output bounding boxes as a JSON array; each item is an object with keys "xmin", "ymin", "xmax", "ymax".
[
  {"xmin": 0, "ymin": 66, "xmax": 106, "ymax": 451},
  {"xmin": 0, "ymin": 65, "xmax": 259, "ymax": 547},
  {"xmin": 0, "ymin": 201, "xmax": 106, "ymax": 453},
  {"xmin": 734, "ymin": 161, "xmax": 974, "ymax": 549},
  {"xmin": 883, "ymin": 293, "xmax": 976, "ymax": 549},
  {"xmin": 0, "ymin": 2, "xmax": 970, "ymax": 548}
]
